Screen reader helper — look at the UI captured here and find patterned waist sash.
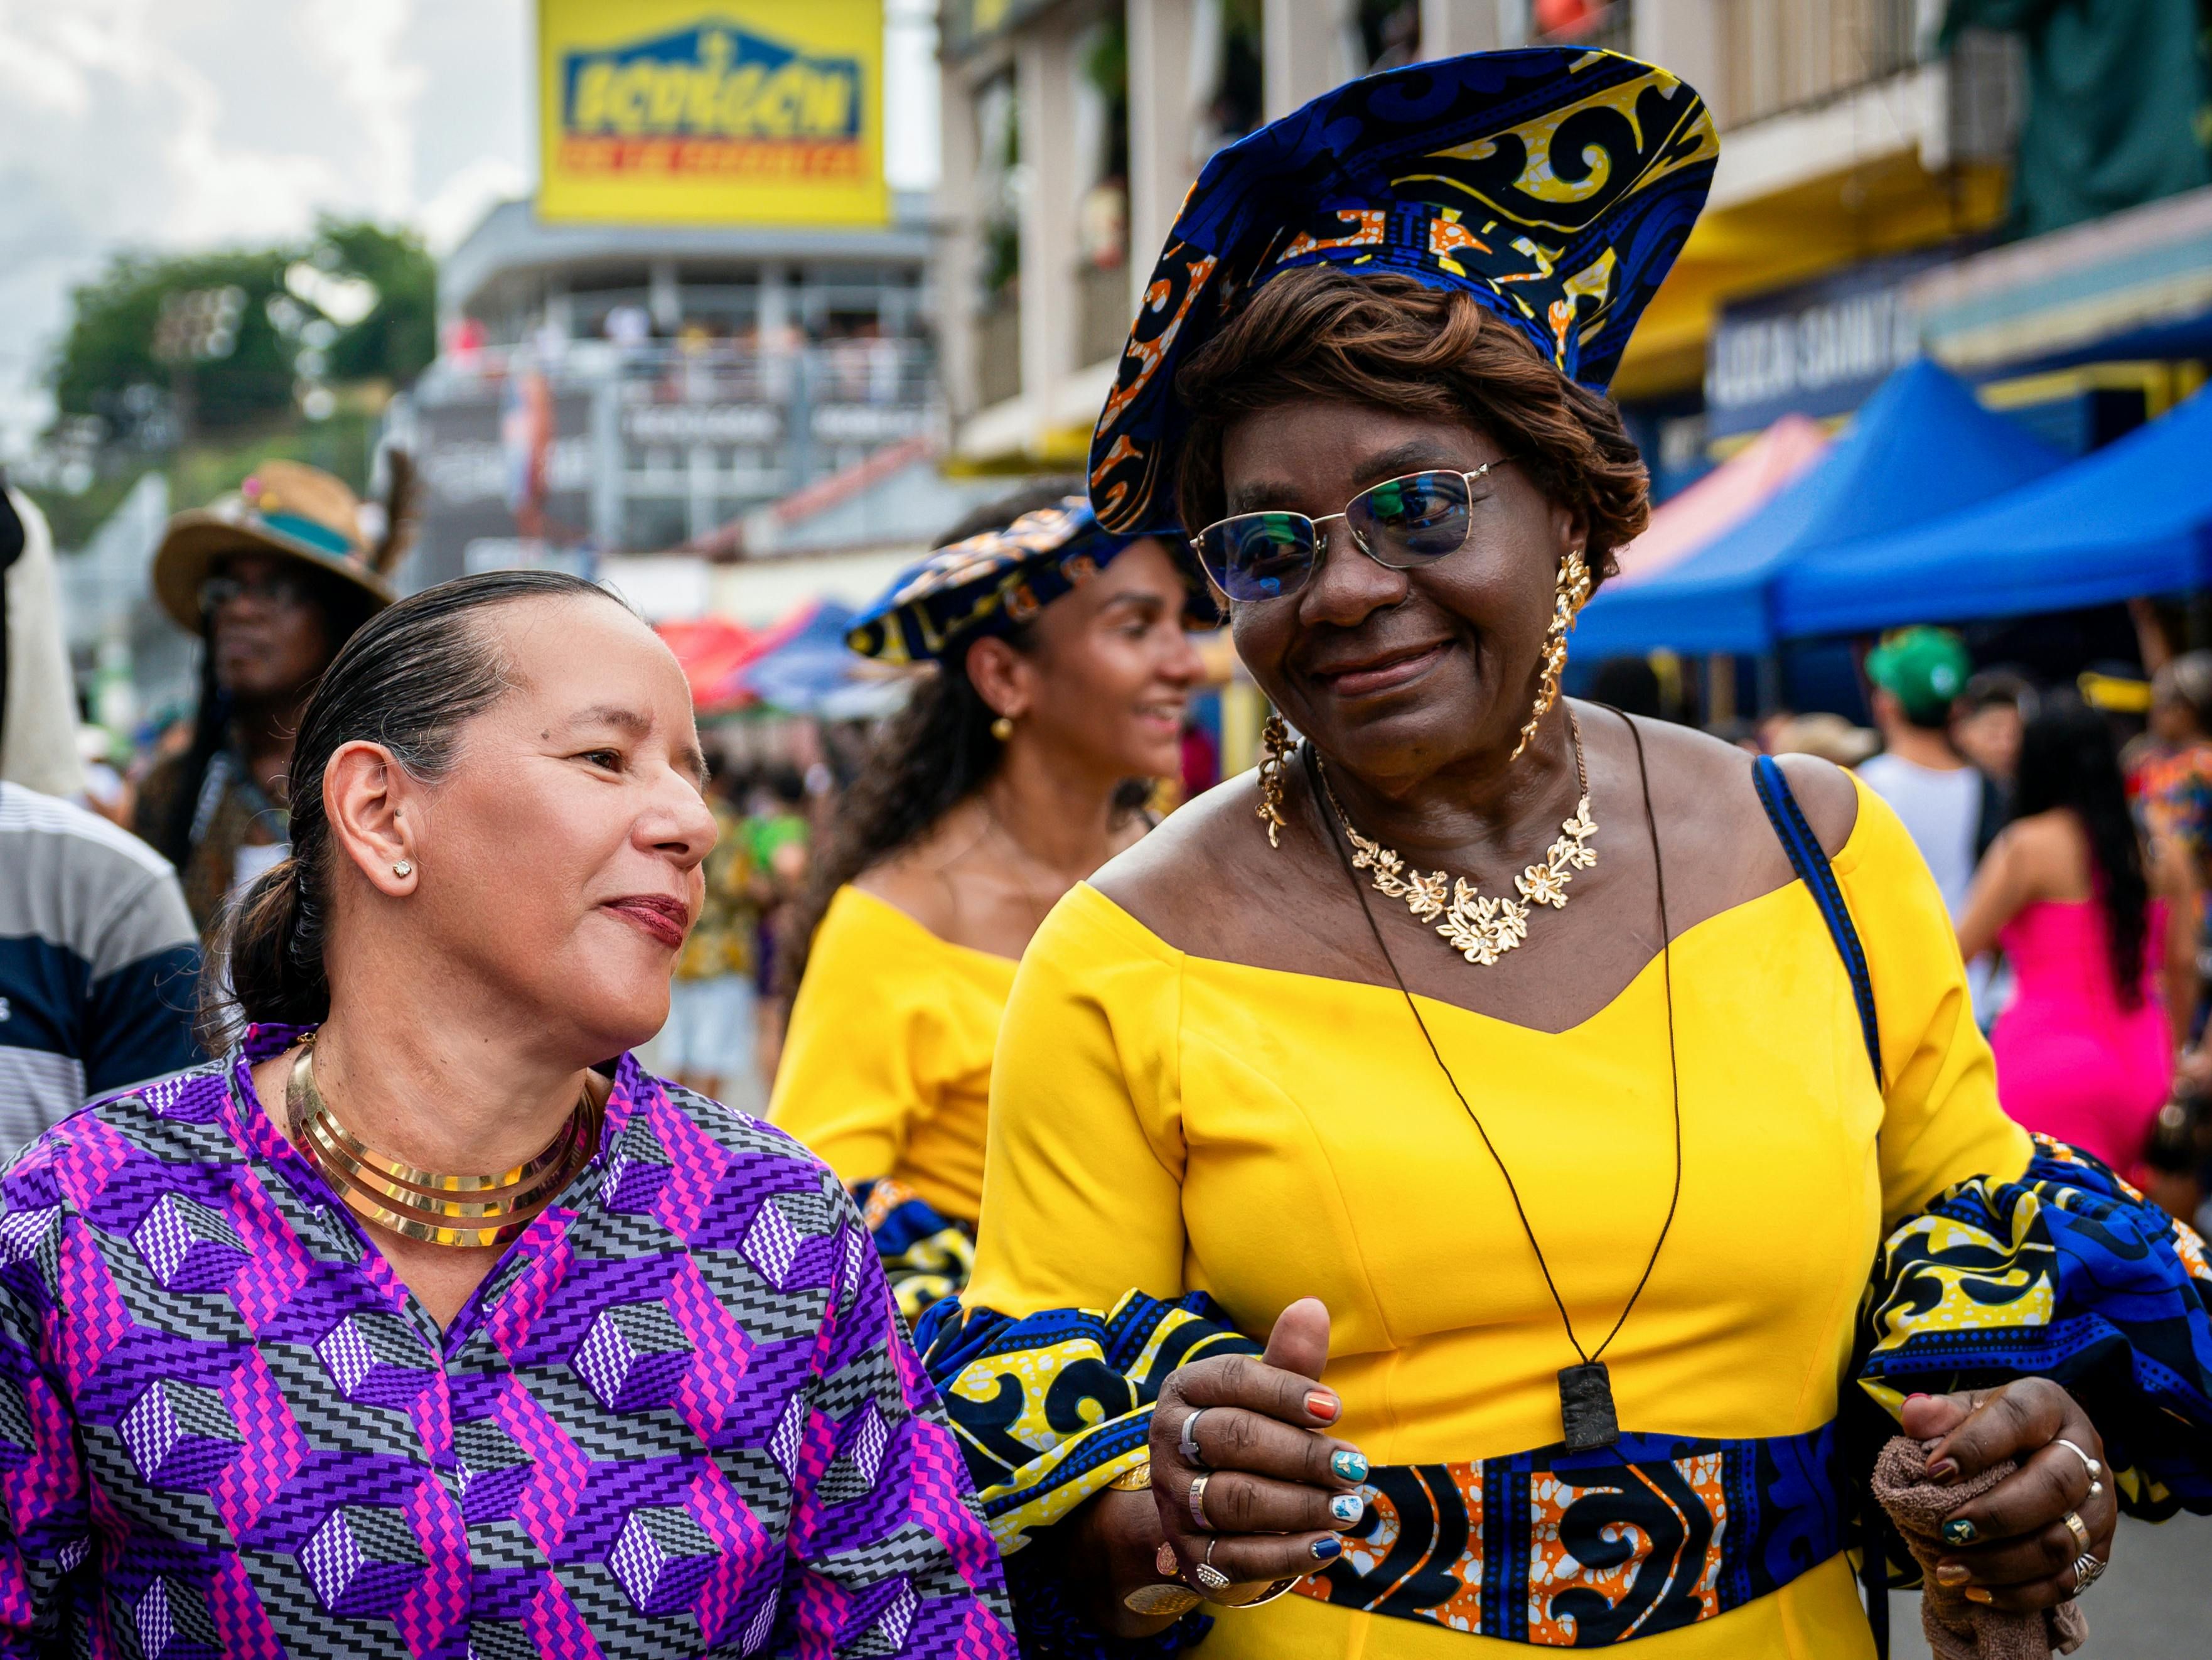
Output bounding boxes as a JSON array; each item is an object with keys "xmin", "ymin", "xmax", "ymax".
[{"xmin": 1299, "ymin": 1424, "xmax": 1845, "ymax": 1646}]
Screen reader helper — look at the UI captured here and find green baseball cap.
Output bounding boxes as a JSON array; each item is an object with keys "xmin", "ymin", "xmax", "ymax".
[{"xmin": 1867, "ymin": 627, "xmax": 1972, "ymax": 723}]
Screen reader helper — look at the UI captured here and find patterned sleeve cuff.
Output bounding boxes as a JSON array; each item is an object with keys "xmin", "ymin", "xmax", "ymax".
[
  {"xmin": 915, "ymin": 1290, "xmax": 1260, "ymax": 1554},
  {"xmin": 1859, "ymin": 1135, "xmax": 2212, "ymax": 1517},
  {"xmin": 851, "ymin": 1178, "xmax": 977, "ymax": 1327}
]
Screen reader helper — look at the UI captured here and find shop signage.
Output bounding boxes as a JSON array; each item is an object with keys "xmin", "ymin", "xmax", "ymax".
[
  {"xmin": 537, "ymin": 0, "xmax": 889, "ymax": 227},
  {"xmin": 1705, "ymin": 254, "xmax": 1948, "ymax": 438},
  {"xmin": 621, "ymin": 403, "xmax": 784, "ymax": 445}
]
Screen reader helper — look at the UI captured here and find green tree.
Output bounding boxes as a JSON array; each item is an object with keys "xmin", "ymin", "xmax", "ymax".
[
  {"xmin": 49, "ymin": 247, "xmax": 294, "ymax": 443},
  {"xmin": 314, "ymin": 218, "xmax": 438, "ymax": 387},
  {"xmin": 45, "ymin": 220, "xmax": 438, "ymax": 448}
]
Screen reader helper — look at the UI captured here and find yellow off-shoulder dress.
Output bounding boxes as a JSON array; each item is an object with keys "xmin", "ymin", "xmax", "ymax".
[
  {"xmin": 962, "ymin": 777, "xmax": 2034, "ymax": 1657},
  {"xmin": 769, "ymin": 884, "xmax": 1017, "ymax": 1226}
]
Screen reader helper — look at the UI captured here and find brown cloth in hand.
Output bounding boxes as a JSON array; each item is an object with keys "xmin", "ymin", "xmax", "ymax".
[{"xmin": 1871, "ymin": 1435, "xmax": 2088, "ymax": 1660}]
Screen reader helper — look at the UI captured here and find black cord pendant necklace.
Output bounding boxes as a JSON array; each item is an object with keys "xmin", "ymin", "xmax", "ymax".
[{"xmin": 1306, "ymin": 708, "xmax": 1684, "ymax": 1454}]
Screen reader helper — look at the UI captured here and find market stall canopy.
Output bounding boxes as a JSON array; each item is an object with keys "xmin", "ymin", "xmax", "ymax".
[
  {"xmin": 740, "ymin": 599, "xmax": 909, "ymax": 719},
  {"xmin": 658, "ymin": 617, "xmax": 765, "ymax": 714},
  {"xmin": 659, "ymin": 606, "xmax": 817, "ymax": 713},
  {"xmin": 1572, "ymin": 360, "xmax": 2066, "ymax": 657},
  {"xmin": 1775, "ymin": 385, "xmax": 2212, "ymax": 637},
  {"xmin": 1608, "ymin": 414, "xmax": 1830, "ymax": 586}
]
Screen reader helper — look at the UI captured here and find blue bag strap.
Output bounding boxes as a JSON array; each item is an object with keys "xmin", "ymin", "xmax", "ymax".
[
  {"xmin": 1753, "ymin": 753, "xmax": 1895, "ymax": 1659},
  {"xmin": 1753, "ymin": 756, "xmax": 1883, "ymax": 1089}
]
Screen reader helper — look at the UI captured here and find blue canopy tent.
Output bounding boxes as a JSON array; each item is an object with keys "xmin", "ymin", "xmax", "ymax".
[
  {"xmin": 1775, "ymin": 387, "xmax": 2212, "ymax": 637},
  {"xmin": 738, "ymin": 599, "xmax": 905, "ymax": 719},
  {"xmin": 1572, "ymin": 360, "xmax": 2066, "ymax": 658}
]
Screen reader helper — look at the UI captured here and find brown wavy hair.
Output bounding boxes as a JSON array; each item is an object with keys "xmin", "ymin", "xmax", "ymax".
[{"xmin": 1174, "ymin": 267, "xmax": 1650, "ymax": 586}]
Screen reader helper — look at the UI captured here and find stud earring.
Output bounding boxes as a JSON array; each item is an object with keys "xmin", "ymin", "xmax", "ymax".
[
  {"xmin": 392, "ymin": 860, "xmax": 412, "ymax": 878},
  {"xmin": 990, "ymin": 715, "xmax": 1015, "ymax": 742},
  {"xmin": 1256, "ymin": 712, "xmax": 1292, "ymax": 849},
  {"xmin": 1510, "ymin": 548, "xmax": 1592, "ymax": 763}
]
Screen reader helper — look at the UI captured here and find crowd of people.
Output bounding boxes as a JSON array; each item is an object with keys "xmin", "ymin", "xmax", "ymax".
[{"xmin": 0, "ymin": 41, "xmax": 2208, "ymax": 1660}]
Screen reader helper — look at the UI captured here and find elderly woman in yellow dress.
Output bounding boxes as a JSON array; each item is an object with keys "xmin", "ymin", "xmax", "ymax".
[
  {"xmin": 770, "ymin": 487, "xmax": 1210, "ymax": 1319},
  {"xmin": 917, "ymin": 46, "xmax": 2212, "ymax": 1660}
]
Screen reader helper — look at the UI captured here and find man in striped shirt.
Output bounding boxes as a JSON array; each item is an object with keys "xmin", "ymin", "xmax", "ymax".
[{"xmin": 0, "ymin": 781, "xmax": 201, "ymax": 1148}]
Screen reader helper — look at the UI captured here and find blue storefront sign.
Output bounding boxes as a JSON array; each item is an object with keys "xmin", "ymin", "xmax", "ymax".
[{"xmin": 1705, "ymin": 252, "xmax": 1951, "ymax": 438}]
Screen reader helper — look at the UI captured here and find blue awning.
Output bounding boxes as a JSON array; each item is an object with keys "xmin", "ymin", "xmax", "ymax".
[
  {"xmin": 1572, "ymin": 360, "xmax": 2066, "ymax": 657},
  {"xmin": 1774, "ymin": 386, "xmax": 2212, "ymax": 637},
  {"xmin": 739, "ymin": 600, "xmax": 870, "ymax": 714}
]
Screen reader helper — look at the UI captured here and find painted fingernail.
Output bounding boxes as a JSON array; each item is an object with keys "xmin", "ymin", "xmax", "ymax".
[
  {"xmin": 1330, "ymin": 1450, "xmax": 1369, "ymax": 1483},
  {"xmin": 1941, "ymin": 1518, "xmax": 1979, "ymax": 1546},
  {"xmin": 1928, "ymin": 1458, "xmax": 1960, "ymax": 1484},
  {"xmin": 1906, "ymin": 1393, "xmax": 1928, "ymax": 1402},
  {"xmin": 1962, "ymin": 1587, "xmax": 1992, "ymax": 1605},
  {"xmin": 1328, "ymin": 1493, "xmax": 1364, "ymax": 1525},
  {"xmin": 1156, "ymin": 1541, "xmax": 1179, "ymax": 1577},
  {"xmin": 1311, "ymin": 1535, "xmax": 1343, "ymax": 1561},
  {"xmin": 1306, "ymin": 1391, "xmax": 1341, "ymax": 1423},
  {"xmin": 1933, "ymin": 1563, "xmax": 1970, "ymax": 1586}
]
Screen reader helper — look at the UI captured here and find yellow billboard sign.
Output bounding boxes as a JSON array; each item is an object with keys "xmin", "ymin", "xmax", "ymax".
[{"xmin": 538, "ymin": 0, "xmax": 888, "ymax": 227}]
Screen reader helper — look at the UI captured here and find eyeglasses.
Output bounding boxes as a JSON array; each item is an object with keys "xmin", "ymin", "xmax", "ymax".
[
  {"xmin": 199, "ymin": 571, "xmax": 313, "ymax": 613},
  {"xmin": 1190, "ymin": 460, "xmax": 1514, "ymax": 604}
]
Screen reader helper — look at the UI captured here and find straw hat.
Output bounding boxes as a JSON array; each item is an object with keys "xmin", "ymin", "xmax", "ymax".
[
  {"xmin": 151, "ymin": 460, "xmax": 407, "ymax": 634},
  {"xmin": 1770, "ymin": 713, "xmax": 1880, "ymax": 768}
]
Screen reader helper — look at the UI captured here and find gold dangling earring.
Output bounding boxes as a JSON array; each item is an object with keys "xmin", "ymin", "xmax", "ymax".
[
  {"xmin": 991, "ymin": 714, "xmax": 1015, "ymax": 741},
  {"xmin": 1510, "ymin": 548, "xmax": 1592, "ymax": 763},
  {"xmin": 1256, "ymin": 711, "xmax": 1292, "ymax": 848}
]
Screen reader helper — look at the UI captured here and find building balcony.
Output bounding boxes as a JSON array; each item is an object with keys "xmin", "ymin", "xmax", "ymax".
[{"xmin": 404, "ymin": 336, "xmax": 943, "ymax": 585}]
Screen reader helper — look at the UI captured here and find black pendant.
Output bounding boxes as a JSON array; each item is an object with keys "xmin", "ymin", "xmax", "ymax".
[{"xmin": 1559, "ymin": 1361, "xmax": 1619, "ymax": 1452}]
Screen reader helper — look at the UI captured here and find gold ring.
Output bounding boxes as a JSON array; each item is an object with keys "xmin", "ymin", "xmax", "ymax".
[
  {"xmin": 1188, "ymin": 1472, "xmax": 1213, "ymax": 1531},
  {"xmin": 2061, "ymin": 1509, "xmax": 2091, "ymax": 1555}
]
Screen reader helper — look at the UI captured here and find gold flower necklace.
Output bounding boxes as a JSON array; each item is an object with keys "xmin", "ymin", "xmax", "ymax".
[{"xmin": 1317, "ymin": 710, "xmax": 1596, "ymax": 966}]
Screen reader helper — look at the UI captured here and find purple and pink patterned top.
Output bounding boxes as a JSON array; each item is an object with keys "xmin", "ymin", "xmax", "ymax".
[{"xmin": 0, "ymin": 1023, "xmax": 1014, "ymax": 1659}]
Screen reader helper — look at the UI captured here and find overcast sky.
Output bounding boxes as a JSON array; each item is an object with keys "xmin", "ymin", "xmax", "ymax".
[{"xmin": 0, "ymin": 0, "xmax": 941, "ymax": 458}]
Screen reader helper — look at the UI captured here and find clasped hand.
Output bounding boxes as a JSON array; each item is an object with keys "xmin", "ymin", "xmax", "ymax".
[
  {"xmin": 1082, "ymin": 1297, "xmax": 1366, "ymax": 1627},
  {"xmin": 1904, "ymin": 1382, "xmax": 2115, "ymax": 1609}
]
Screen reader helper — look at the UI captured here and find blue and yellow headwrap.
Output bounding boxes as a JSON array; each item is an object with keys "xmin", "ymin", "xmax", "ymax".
[
  {"xmin": 1087, "ymin": 46, "xmax": 1718, "ymax": 536},
  {"xmin": 846, "ymin": 496, "xmax": 1218, "ymax": 666}
]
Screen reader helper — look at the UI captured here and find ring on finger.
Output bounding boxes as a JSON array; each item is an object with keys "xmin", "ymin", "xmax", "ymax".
[
  {"xmin": 2068, "ymin": 1552, "xmax": 2106, "ymax": 1596},
  {"xmin": 2050, "ymin": 1436, "xmax": 2105, "ymax": 1498},
  {"xmin": 1195, "ymin": 1538, "xmax": 1233, "ymax": 1595},
  {"xmin": 1178, "ymin": 1408, "xmax": 1209, "ymax": 1469},
  {"xmin": 1189, "ymin": 1472, "xmax": 1214, "ymax": 1531},
  {"xmin": 2060, "ymin": 1509, "xmax": 2091, "ymax": 1555}
]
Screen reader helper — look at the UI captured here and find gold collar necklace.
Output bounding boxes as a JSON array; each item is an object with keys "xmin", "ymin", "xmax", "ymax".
[
  {"xmin": 1318, "ymin": 710, "xmax": 1597, "ymax": 966},
  {"xmin": 286, "ymin": 1039, "xmax": 602, "ymax": 1249}
]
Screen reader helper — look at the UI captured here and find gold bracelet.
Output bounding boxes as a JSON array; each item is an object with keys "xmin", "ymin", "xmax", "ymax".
[{"xmin": 1107, "ymin": 1455, "xmax": 1153, "ymax": 1492}]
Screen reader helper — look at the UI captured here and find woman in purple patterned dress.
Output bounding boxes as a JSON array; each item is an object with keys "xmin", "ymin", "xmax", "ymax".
[{"xmin": 0, "ymin": 571, "xmax": 1012, "ymax": 1658}]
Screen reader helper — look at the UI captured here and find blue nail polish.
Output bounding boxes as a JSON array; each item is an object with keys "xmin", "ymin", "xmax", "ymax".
[
  {"xmin": 1941, "ymin": 1518, "xmax": 1979, "ymax": 1546},
  {"xmin": 1311, "ymin": 1534, "xmax": 1343, "ymax": 1561},
  {"xmin": 1330, "ymin": 1450, "xmax": 1369, "ymax": 1483},
  {"xmin": 1329, "ymin": 1494, "xmax": 1364, "ymax": 1525}
]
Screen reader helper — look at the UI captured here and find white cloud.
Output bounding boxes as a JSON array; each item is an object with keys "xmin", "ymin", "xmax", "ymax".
[{"xmin": 418, "ymin": 154, "xmax": 530, "ymax": 258}]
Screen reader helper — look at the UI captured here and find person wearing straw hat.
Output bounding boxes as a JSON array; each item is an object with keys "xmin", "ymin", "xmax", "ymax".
[
  {"xmin": 914, "ymin": 45, "xmax": 2210, "ymax": 1656},
  {"xmin": 135, "ymin": 459, "xmax": 410, "ymax": 932}
]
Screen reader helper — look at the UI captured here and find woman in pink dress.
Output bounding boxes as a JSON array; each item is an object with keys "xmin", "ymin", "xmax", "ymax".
[{"xmin": 1959, "ymin": 696, "xmax": 2199, "ymax": 1171}]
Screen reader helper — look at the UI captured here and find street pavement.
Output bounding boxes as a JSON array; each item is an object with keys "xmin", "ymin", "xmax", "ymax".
[{"xmin": 1892, "ymin": 1513, "xmax": 2209, "ymax": 1658}]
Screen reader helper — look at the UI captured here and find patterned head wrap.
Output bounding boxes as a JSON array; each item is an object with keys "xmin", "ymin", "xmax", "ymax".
[
  {"xmin": 1087, "ymin": 46, "xmax": 1719, "ymax": 535},
  {"xmin": 846, "ymin": 495, "xmax": 1220, "ymax": 666}
]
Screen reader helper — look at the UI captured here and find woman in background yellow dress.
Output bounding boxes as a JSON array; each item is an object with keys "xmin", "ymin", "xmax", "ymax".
[
  {"xmin": 770, "ymin": 485, "xmax": 1210, "ymax": 1318},
  {"xmin": 916, "ymin": 46, "xmax": 2212, "ymax": 1659}
]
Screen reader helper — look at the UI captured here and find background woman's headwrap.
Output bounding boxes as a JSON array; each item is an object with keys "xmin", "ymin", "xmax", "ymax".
[{"xmin": 846, "ymin": 495, "xmax": 1218, "ymax": 666}]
